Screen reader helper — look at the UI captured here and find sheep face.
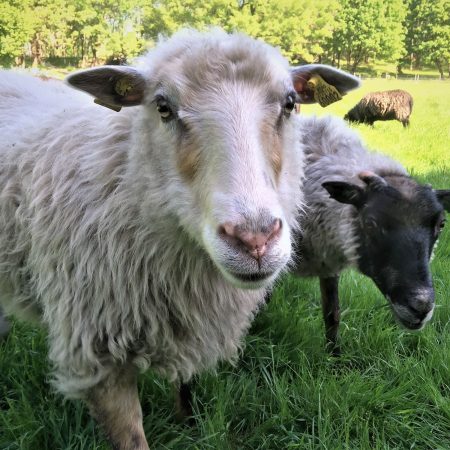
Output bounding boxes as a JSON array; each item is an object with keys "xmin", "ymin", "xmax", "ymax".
[
  {"xmin": 153, "ymin": 48, "xmax": 300, "ymax": 289},
  {"xmin": 67, "ymin": 30, "xmax": 360, "ymax": 289},
  {"xmin": 343, "ymin": 109, "xmax": 358, "ymax": 123},
  {"xmin": 323, "ymin": 174, "xmax": 449, "ymax": 330}
]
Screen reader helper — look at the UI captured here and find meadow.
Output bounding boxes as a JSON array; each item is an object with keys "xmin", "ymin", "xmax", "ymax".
[{"xmin": 0, "ymin": 78, "xmax": 449, "ymax": 450}]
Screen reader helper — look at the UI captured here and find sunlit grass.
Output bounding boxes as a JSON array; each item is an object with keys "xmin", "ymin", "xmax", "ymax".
[{"xmin": 1, "ymin": 79, "xmax": 449, "ymax": 449}]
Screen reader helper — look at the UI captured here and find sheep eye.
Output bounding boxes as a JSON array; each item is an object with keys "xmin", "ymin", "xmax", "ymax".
[
  {"xmin": 284, "ymin": 94, "xmax": 296, "ymax": 115},
  {"xmin": 433, "ymin": 213, "xmax": 446, "ymax": 236},
  {"xmin": 156, "ymin": 98, "xmax": 174, "ymax": 121},
  {"xmin": 365, "ymin": 217, "xmax": 377, "ymax": 230}
]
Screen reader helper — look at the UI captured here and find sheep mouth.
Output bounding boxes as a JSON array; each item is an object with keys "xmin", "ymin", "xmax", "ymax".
[
  {"xmin": 230, "ymin": 271, "xmax": 274, "ymax": 283},
  {"xmin": 389, "ymin": 300, "xmax": 434, "ymax": 331},
  {"xmin": 396, "ymin": 318, "xmax": 424, "ymax": 330}
]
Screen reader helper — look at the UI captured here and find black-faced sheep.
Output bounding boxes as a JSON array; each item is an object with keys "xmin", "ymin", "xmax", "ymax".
[
  {"xmin": 344, "ymin": 89, "xmax": 413, "ymax": 127},
  {"xmin": 292, "ymin": 115, "xmax": 449, "ymax": 354},
  {"xmin": 0, "ymin": 30, "xmax": 359, "ymax": 449}
]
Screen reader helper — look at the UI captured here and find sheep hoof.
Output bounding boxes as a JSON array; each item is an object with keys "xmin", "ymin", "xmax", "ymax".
[{"xmin": 326, "ymin": 341, "xmax": 341, "ymax": 357}]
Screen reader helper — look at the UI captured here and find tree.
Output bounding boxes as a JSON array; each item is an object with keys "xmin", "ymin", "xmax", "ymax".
[
  {"xmin": 325, "ymin": 0, "xmax": 407, "ymax": 72},
  {"xmin": 142, "ymin": 0, "xmax": 339, "ymax": 64},
  {"xmin": 27, "ymin": 0, "xmax": 73, "ymax": 66},
  {"xmin": 0, "ymin": 0, "xmax": 34, "ymax": 64},
  {"xmin": 405, "ymin": 0, "xmax": 450, "ymax": 77},
  {"xmin": 68, "ymin": 0, "xmax": 145, "ymax": 66},
  {"xmin": 142, "ymin": 0, "xmax": 235, "ymax": 39},
  {"xmin": 234, "ymin": 0, "xmax": 339, "ymax": 63}
]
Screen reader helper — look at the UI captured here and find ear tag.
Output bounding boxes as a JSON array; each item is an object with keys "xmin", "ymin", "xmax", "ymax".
[
  {"xmin": 94, "ymin": 98, "xmax": 122, "ymax": 112},
  {"xmin": 307, "ymin": 74, "xmax": 342, "ymax": 107},
  {"xmin": 115, "ymin": 77, "xmax": 133, "ymax": 96}
]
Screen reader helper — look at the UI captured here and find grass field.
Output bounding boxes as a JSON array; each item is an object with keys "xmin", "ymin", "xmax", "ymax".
[{"xmin": 0, "ymin": 79, "xmax": 449, "ymax": 450}]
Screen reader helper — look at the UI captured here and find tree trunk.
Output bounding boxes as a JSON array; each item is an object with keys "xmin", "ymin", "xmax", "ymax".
[
  {"xmin": 351, "ymin": 53, "xmax": 362, "ymax": 73},
  {"xmin": 435, "ymin": 59, "xmax": 444, "ymax": 78},
  {"xmin": 351, "ymin": 60, "xmax": 359, "ymax": 73},
  {"xmin": 92, "ymin": 47, "xmax": 98, "ymax": 66},
  {"xmin": 31, "ymin": 34, "xmax": 43, "ymax": 68},
  {"xmin": 15, "ymin": 55, "xmax": 25, "ymax": 68}
]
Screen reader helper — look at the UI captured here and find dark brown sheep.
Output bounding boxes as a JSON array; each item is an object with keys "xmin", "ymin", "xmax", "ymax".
[{"xmin": 345, "ymin": 89, "xmax": 413, "ymax": 127}]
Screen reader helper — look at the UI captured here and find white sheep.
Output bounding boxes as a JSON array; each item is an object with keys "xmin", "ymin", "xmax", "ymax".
[{"xmin": 0, "ymin": 29, "xmax": 359, "ymax": 449}]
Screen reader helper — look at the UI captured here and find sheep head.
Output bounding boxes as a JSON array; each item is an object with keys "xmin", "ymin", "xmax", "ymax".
[{"xmin": 67, "ymin": 30, "xmax": 360, "ymax": 290}]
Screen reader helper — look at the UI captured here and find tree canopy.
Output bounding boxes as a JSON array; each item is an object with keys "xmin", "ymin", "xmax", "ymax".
[
  {"xmin": 404, "ymin": 0, "xmax": 450, "ymax": 77},
  {"xmin": 0, "ymin": 0, "xmax": 447, "ymax": 76}
]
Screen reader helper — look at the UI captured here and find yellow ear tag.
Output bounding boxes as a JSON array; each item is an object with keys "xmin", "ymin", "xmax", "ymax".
[
  {"xmin": 115, "ymin": 77, "xmax": 133, "ymax": 96},
  {"xmin": 93, "ymin": 77, "xmax": 133, "ymax": 112},
  {"xmin": 307, "ymin": 74, "xmax": 342, "ymax": 107}
]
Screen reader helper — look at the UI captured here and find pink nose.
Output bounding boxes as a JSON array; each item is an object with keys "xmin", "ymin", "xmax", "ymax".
[{"xmin": 218, "ymin": 219, "xmax": 282, "ymax": 267}]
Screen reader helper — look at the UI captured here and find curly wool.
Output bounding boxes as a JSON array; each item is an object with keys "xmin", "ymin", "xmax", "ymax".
[
  {"xmin": 0, "ymin": 30, "xmax": 305, "ymax": 397},
  {"xmin": 345, "ymin": 89, "xmax": 413, "ymax": 126},
  {"xmin": 293, "ymin": 115, "xmax": 407, "ymax": 277}
]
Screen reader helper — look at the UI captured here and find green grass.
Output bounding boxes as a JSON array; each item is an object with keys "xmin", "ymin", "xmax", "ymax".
[{"xmin": 1, "ymin": 79, "xmax": 449, "ymax": 450}]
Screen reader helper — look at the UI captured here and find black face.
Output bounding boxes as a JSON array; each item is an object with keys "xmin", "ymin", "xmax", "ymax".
[
  {"xmin": 323, "ymin": 174, "xmax": 449, "ymax": 330},
  {"xmin": 343, "ymin": 111, "xmax": 356, "ymax": 123},
  {"xmin": 344, "ymin": 108, "xmax": 370, "ymax": 125}
]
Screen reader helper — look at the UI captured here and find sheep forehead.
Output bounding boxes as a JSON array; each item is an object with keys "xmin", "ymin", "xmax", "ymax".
[
  {"xmin": 368, "ymin": 176, "xmax": 442, "ymax": 225},
  {"xmin": 385, "ymin": 176, "xmax": 433, "ymax": 205},
  {"xmin": 141, "ymin": 29, "xmax": 291, "ymax": 106}
]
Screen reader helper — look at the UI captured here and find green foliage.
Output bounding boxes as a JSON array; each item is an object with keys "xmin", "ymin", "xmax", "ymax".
[
  {"xmin": 404, "ymin": 0, "xmax": 450, "ymax": 77},
  {"xmin": 237, "ymin": 0, "xmax": 340, "ymax": 63},
  {"xmin": 66, "ymin": 0, "xmax": 145, "ymax": 65},
  {"xmin": 0, "ymin": 0, "xmax": 448, "ymax": 74},
  {"xmin": 141, "ymin": 0, "xmax": 339, "ymax": 64},
  {"xmin": 0, "ymin": 0, "xmax": 34, "ymax": 60},
  {"xmin": 325, "ymin": 0, "xmax": 407, "ymax": 72}
]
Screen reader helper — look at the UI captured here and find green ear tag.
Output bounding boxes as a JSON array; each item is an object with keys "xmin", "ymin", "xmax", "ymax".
[
  {"xmin": 94, "ymin": 98, "xmax": 122, "ymax": 112},
  {"xmin": 307, "ymin": 74, "xmax": 342, "ymax": 107},
  {"xmin": 115, "ymin": 77, "xmax": 133, "ymax": 96}
]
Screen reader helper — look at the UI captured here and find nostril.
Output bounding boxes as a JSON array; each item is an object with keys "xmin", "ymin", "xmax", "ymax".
[
  {"xmin": 235, "ymin": 230, "xmax": 268, "ymax": 260},
  {"xmin": 409, "ymin": 299, "xmax": 434, "ymax": 320},
  {"xmin": 268, "ymin": 218, "xmax": 282, "ymax": 241},
  {"xmin": 218, "ymin": 222, "xmax": 236, "ymax": 239},
  {"xmin": 410, "ymin": 308, "xmax": 429, "ymax": 321},
  {"xmin": 217, "ymin": 217, "xmax": 283, "ymax": 266}
]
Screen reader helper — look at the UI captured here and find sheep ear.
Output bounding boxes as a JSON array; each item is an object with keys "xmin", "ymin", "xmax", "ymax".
[
  {"xmin": 322, "ymin": 181, "xmax": 367, "ymax": 207},
  {"xmin": 66, "ymin": 66, "xmax": 146, "ymax": 110},
  {"xmin": 436, "ymin": 190, "xmax": 450, "ymax": 212},
  {"xmin": 291, "ymin": 64, "xmax": 360, "ymax": 106}
]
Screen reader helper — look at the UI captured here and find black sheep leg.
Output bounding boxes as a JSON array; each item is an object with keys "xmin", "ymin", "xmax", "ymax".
[
  {"xmin": 263, "ymin": 289, "xmax": 273, "ymax": 304},
  {"xmin": 320, "ymin": 276, "xmax": 341, "ymax": 356},
  {"xmin": 0, "ymin": 306, "xmax": 10, "ymax": 339},
  {"xmin": 175, "ymin": 381, "xmax": 195, "ymax": 425}
]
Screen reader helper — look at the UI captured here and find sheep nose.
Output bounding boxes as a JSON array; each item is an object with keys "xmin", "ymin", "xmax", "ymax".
[
  {"xmin": 218, "ymin": 219, "xmax": 282, "ymax": 266},
  {"xmin": 409, "ymin": 288, "xmax": 435, "ymax": 319}
]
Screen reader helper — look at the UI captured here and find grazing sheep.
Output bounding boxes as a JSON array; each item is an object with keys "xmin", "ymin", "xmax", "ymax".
[
  {"xmin": 290, "ymin": 115, "xmax": 449, "ymax": 354},
  {"xmin": 0, "ymin": 29, "xmax": 359, "ymax": 449},
  {"xmin": 344, "ymin": 89, "xmax": 413, "ymax": 127}
]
